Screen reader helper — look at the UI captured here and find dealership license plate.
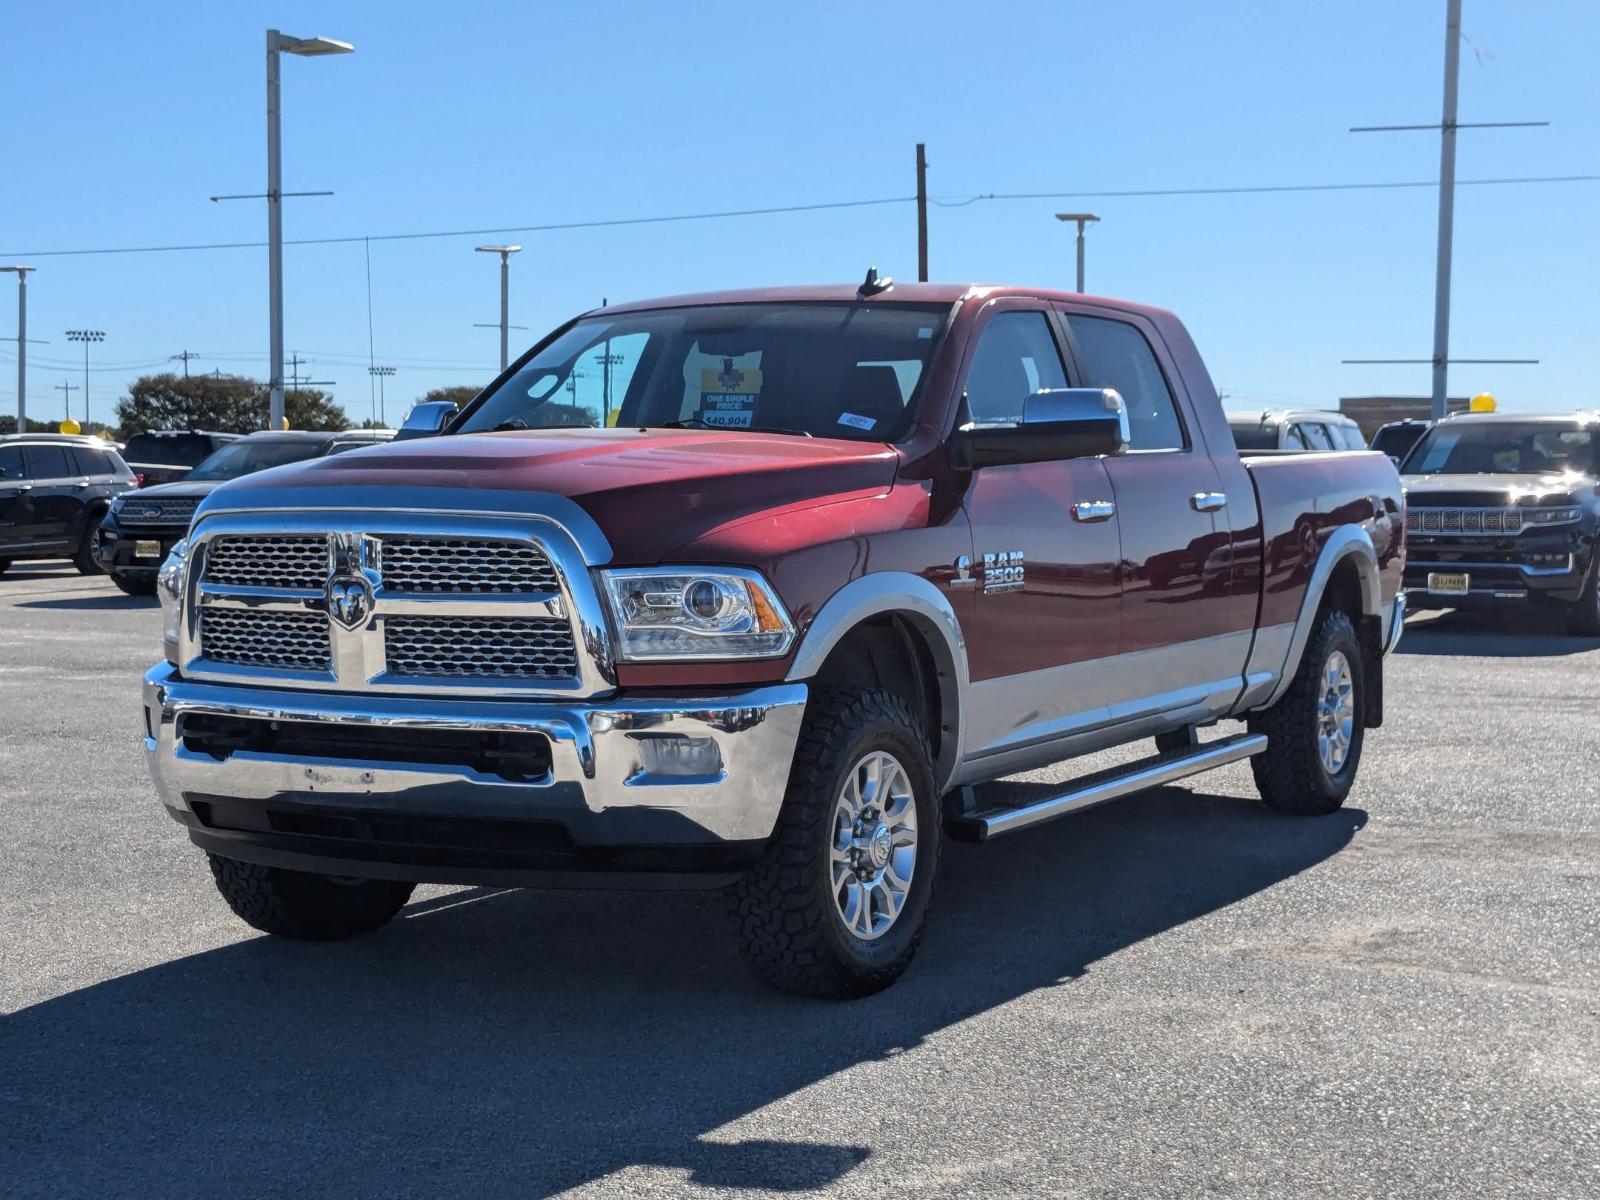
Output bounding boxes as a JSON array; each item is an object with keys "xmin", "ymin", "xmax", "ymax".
[
  {"xmin": 135, "ymin": 540, "xmax": 161, "ymax": 559},
  {"xmin": 1427, "ymin": 572, "xmax": 1470, "ymax": 596}
]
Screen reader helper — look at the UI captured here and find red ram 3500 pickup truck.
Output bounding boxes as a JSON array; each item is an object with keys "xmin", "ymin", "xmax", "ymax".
[{"xmin": 144, "ymin": 281, "xmax": 1405, "ymax": 997}]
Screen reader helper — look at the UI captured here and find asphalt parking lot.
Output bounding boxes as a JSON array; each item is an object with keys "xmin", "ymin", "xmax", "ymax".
[{"xmin": 2, "ymin": 560, "xmax": 1596, "ymax": 1199}]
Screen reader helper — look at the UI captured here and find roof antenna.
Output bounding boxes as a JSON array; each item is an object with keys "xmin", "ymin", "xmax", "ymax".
[{"xmin": 858, "ymin": 265, "xmax": 894, "ymax": 298}]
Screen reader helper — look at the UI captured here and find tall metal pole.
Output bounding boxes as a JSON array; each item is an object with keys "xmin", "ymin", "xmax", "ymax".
[
  {"xmin": 266, "ymin": 30, "xmax": 286, "ymax": 432},
  {"xmin": 1429, "ymin": 0, "xmax": 1462, "ymax": 422},
  {"xmin": 14, "ymin": 270, "xmax": 27, "ymax": 431},
  {"xmin": 1076, "ymin": 227, "xmax": 1087, "ymax": 293},
  {"xmin": 499, "ymin": 252, "xmax": 510, "ymax": 372},
  {"xmin": 915, "ymin": 143, "xmax": 928, "ymax": 282}
]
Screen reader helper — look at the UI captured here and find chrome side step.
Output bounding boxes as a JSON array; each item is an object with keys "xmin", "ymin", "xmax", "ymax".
[{"xmin": 947, "ymin": 732, "xmax": 1268, "ymax": 842}]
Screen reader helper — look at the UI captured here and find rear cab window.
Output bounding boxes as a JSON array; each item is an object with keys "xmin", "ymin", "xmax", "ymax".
[{"xmin": 1066, "ymin": 315, "xmax": 1186, "ymax": 451}]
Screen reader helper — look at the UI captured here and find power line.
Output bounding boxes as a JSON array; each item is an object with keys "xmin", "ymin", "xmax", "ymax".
[{"xmin": 5, "ymin": 174, "xmax": 1597, "ymax": 260}]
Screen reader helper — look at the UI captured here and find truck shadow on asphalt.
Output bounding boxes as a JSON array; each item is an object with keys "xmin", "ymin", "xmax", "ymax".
[
  {"xmin": 17, "ymin": 593, "xmax": 159, "ymax": 610},
  {"xmin": 1397, "ymin": 609, "xmax": 1596, "ymax": 658},
  {"xmin": 4, "ymin": 789, "xmax": 1364, "ymax": 1197}
]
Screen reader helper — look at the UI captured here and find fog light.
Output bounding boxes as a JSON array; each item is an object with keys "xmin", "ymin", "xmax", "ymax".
[{"xmin": 636, "ymin": 735, "xmax": 723, "ymax": 778}]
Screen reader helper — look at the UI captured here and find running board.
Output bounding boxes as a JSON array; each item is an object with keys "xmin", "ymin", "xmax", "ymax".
[{"xmin": 946, "ymin": 732, "xmax": 1268, "ymax": 842}]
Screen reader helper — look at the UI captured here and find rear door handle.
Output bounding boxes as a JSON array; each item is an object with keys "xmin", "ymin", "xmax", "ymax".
[
  {"xmin": 1191, "ymin": 492, "xmax": 1228, "ymax": 512},
  {"xmin": 1072, "ymin": 499, "xmax": 1116, "ymax": 523}
]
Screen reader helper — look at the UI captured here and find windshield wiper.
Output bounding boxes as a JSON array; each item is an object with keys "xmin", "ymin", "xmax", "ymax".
[
  {"xmin": 658, "ymin": 419, "xmax": 813, "ymax": 438},
  {"xmin": 490, "ymin": 419, "xmax": 530, "ymax": 432}
]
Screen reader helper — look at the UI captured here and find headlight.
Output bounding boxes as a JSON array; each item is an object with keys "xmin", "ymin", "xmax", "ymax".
[
  {"xmin": 600, "ymin": 567, "xmax": 795, "ymax": 661},
  {"xmin": 1524, "ymin": 506, "xmax": 1582, "ymax": 526},
  {"xmin": 158, "ymin": 538, "xmax": 188, "ymax": 665}
]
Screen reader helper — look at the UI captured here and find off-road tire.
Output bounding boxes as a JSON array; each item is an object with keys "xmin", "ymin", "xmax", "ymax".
[
  {"xmin": 207, "ymin": 853, "xmax": 415, "ymax": 940},
  {"xmin": 110, "ymin": 571, "xmax": 158, "ymax": 597},
  {"xmin": 731, "ymin": 687, "xmax": 940, "ymax": 999},
  {"xmin": 1249, "ymin": 608, "xmax": 1365, "ymax": 816},
  {"xmin": 1566, "ymin": 556, "xmax": 1600, "ymax": 637},
  {"xmin": 73, "ymin": 513, "xmax": 105, "ymax": 575}
]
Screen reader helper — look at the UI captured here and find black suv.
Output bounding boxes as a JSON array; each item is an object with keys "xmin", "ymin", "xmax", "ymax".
[
  {"xmin": 121, "ymin": 430, "xmax": 239, "ymax": 487},
  {"xmin": 0, "ymin": 438, "xmax": 136, "ymax": 576},
  {"xmin": 97, "ymin": 429, "xmax": 395, "ymax": 594},
  {"xmin": 1402, "ymin": 412, "xmax": 1600, "ymax": 634}
]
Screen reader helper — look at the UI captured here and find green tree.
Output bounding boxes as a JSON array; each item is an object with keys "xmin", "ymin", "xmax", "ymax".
[
  {"xmin": 0, "ymin": 416, "xmax": 56, "ymax": 435},
  {"xmin": 115, "ymin": 373, "xmax": 349, "ymax": 435}
]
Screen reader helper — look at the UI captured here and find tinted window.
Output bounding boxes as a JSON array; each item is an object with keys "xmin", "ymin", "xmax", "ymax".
[
  {"xmin": 122, "ymin": 433, "xmax": 218, "ymax": 468},
  {"xmin": 1285, "ymin": 425, "xmax": 1309, "ymax": 450},
  {"xmin": 460, "ymin": 303, "xmax": 950, "ymax": 441},
  {"xmin": 1300, "ymin": 423, "xmax": 1336, "ymax": 451},
  {"xmin": 0, "ymin": 446, "xmax": 25, "ymax": 480},
  {"xmin": 23, "ymin": 445, "xmax": 72, "ymax": 479},
  {"xmin": 1228, "ymin": 421, "xmax": 1279, "ymax": 451},
  {"xmin": 1070, "ymin": 316, "xmax": 1184, "ymax": 450},
  {"xmin": 188, "ymin": 439, "xmax": 326, "ymax": 481},
  {"xmin": 1335, "ymin": 424, "xmax": 1367, "ymax": 450},
  {"xmin": 963, "ymin": 312, "xmax": 1068, "ymax": 424},
  {"xmin": 69, "ymin": 447, "xmax": 109, "ymax": 475},
  {"xmin": 1371, "ymin": 424, "xmax": 1427, "ymax": 461}
]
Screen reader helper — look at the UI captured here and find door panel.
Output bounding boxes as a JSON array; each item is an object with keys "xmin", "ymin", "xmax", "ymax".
[
  {"xmin": 954, "ymin": 303, "xmax": 1123, "ymax": 758},
  {"xmin": 21, "ymin": 445, "xmax": 81, "ymax": 551},
  {"xmin": 0, "ymin": 446, "xmax": 31, "ymax": 548}
]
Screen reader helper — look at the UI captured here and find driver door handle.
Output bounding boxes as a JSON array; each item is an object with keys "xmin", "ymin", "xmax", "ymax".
[
  {"xmin": 1191, "ymin": 492, "xmax": 1228, "ymax": 512},
  {"xmin": 1072, "ymin": 499, "xmax": 1116, "ymax": 523}
]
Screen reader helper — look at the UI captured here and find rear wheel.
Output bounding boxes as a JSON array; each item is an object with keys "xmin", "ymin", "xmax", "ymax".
[
  {"xmin": 1249, "ymin": 608, "xmax": 1365, "ymax": 815},
  {"xmin": 73, "ymin": 512, "xmax": 105, "ymax": 575},
  {"xmin": 110, "ymin": 572, "xmax": 158, "ymax": 597},
  {"xmin": 731, "ymin": 688, "xmax": 939, "ymax": 999},
  {"xmin": 207, "ymin": 853, "xmax": 415, "ymax": 940}
]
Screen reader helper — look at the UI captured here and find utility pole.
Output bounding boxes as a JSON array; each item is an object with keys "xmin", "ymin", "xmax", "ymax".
[
  {"xmin": 1055, "ymin": 214, "xmax": 1100, "ymax": 292},
  {"xmin": 280, "ymin": 352, "xmax": 334, "ymax": 427},
  {"xmin": 475, "ymin": 245, "xmax": 522, "ymax": 372},
  {"xmin": 1345, "ymin": 0, "xmax": 1546, "ymax": 417},
  {"xmin": 368, "ymin": 365, "xmax": 396, "ymax": 426},
  {"xmin": 593, "ymin": 349, "xmax": 623, "ymax": 425},
  {"xmin": 915, "ymin": 143, "xmax": 929, "ymax": 282},
  {"xmin": 1, "ymin": 266, "xmax": 34, "ymax": 431},
  {"xmin": 65, "ymin": 329, "xmax": 104, "ymax": 426},
  {"xmin": 55, "ymin": 379, "xmax": 79, "ymax": 422},
  {"xmin": 171, "ymin": 350, "xmax": 202, "ymax": 378}
]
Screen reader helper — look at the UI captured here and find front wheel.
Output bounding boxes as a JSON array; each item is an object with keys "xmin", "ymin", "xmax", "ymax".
[
  {"xmin": 1566, "ymin": 556, "xmax": 1600, "ymax": 637},
  {"xmin": 73, "ymin": 513, "xmax": 105, "ymax": 575},
  {"xmin": 1248, "ymin": 608, "xmax": 1366, "ymax": 815},
  {"xmin": 730, "ymin": 688, "xmax": 940, "ymax": 999},
  {"xmin": 207, "ymin": 854, "xmax": 415, "ymax": 940}
]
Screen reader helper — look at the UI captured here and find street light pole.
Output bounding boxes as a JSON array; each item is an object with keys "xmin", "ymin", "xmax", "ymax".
[
  {"xmin": 265, "ymin": 29, "xmax": 354, "ymax": 432},
  {"xmin": 65, "ymin": 329, "xmax": 104, "ymax": 426},
  {"xmin": 475, "ymin": 245, "xmax": 522, "ymax": 372},
  {"xmin": 0, "ymin": 266, "xmax": 33, "ymax": 432},
  {"xmin": 1429, "ymin": 0, "xmax": 1462, "ymax": 422},
  {"xmin": 368, "ymin": 365, "xmax": 396, "ymax": 426},
  {"xmin": 1055, "ymin": 213, "xmax": 1100, "ymax": 293}
]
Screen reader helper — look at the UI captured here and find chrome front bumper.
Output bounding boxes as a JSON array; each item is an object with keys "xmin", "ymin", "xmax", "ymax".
[
  {"xmin": 1382, "ymin": 592, "xmax": 1406, "ymax": 655},
  {"xmin": 142, "ymin": 663, "xmax": 807, "ymax": 858}
]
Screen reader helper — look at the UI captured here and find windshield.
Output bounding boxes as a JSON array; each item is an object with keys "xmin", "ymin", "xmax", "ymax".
[
  {"xmin": 1403, "ymin": 422, "xmax": 1597, "ymax": 475},
  {"xmin": 1370, "ymin": 425, "xmax": 1427, "ymax": 460},
  {"xmin": 187, "ymin": 439, "xmax": 324, "ymax": 481},
  {"xmin": 1227, "ymin": 421, "xmax": 1278, "ymax": 450},
  {"xmin": 123, "ymin": 433, "xmax": 217, "ymax": 468},
  {"xmin": 456, "ymin": 302, "xmax": 951, "ymax": 441}
]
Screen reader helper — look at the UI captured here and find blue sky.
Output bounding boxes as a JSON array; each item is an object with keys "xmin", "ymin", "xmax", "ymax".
[{"xmin": 1, "ymin": 0, "xmax": 1596, "ymax": 428}]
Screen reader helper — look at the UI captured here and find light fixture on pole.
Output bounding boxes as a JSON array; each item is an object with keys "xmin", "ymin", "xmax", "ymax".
[
  {"xmin": 475, "ymin": 245, "xmax": 522, "ymax": 372},
  {"xmin": 65, "ymin": 329, "xmax": 104, "ymax": 425},
  {"xmin": 1055, "ymin": 213, "xmax": 1100, "ymax": 293},
  {"xmin": 368, "ymin": 365, "xmax": 396, "ymax": 427},
  {"xmin": 0, "ymin": 266, "xmax": 34, "ymax": 432},
  {"xmin": 264, "ymin": 29, "xmax": 354, "ymax": 433}
]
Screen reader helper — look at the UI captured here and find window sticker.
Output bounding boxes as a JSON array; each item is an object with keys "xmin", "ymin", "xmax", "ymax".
[
  {"xmin": 698, "ymin": 359, "xmax": 762, "ymax": 429},
  {"xmin": 837, "ymin": 411, "xmax": 877, "ymax": 431},
  {"xmin": 917, "ymin": 326, "xmax": 934, "ymax": 339}
]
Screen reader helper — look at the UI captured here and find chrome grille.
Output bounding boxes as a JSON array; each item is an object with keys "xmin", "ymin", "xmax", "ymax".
[
  {"xmin": 1406, "ymin": 507, "xmax": 1521, "ymax": 535},
  {"xmin": 379, "ymin": 537, "xmax": 561, "ymax": 594},
  {"xmin": 119, "ymin": 496, "xmax": 199, "ymax": 528},
  {"xmin": 199, "ymin": 608, "xmax": 330, "ymax": 672},
  {"xmin": 205, "ymin": 536, "xmax": 329, "ymax": 589},
  {"xmin": 384, "ymin": 616, "xmax": 577, "ymax": 679}
]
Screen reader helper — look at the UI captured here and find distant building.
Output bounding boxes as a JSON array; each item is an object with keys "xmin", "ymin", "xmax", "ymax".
[{"xmin": 1339, "ymin": 396, "xmax": 1469, "ymax": 438}]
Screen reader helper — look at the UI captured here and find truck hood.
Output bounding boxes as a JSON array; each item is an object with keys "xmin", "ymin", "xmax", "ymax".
[
  {"xmin": 1403, "ymin": 470, "xmax": 1596, "ymax": 506},
  {"xmin": 121, "ymin": 478, "xmax": 223, "ymax": 501},
  {"xmin": 210, "ymin": 428, "xmax": 902, "ymax": 563}
]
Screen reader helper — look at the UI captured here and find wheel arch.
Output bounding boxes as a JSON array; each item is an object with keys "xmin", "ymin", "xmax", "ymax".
[
  {"xmin": 785, "ymin": 572, "xmax": 968, "ymax": 792},
  {"xmin": 1258, "ymin": 525, "xmax": 1382, "ymax": 711}
]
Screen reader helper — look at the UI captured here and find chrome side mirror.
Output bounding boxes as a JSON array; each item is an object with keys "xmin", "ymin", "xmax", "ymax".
[
  {"xmin": 950, "ymin": 388, "xmax": 1129, "ymax": 469},
  {"xmin": 394, "ymin": 400, "xmax": 459, "ymax": 441}
]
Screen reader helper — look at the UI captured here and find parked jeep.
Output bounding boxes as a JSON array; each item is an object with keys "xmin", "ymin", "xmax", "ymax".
[{"xmin": 143, "ymin": 282, "xmax": 1405, "ymax": 997}]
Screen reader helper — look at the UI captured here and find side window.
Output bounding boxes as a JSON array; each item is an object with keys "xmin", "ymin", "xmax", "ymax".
[
  {"xmin": 963, "ymin": 311, "xmax": 1067, "ymax": 424},
  {"xmin": 1069, "ymin": 315, "xmax": 1184, "ymax": 450},
  {"xmin": 68, "ymin": 448, "xmax": 107, "ymax": 475},
  {"xmin": 1301, "ymin": 423, "xmax": 1336, "ymax": 452},
  {"xmin": 1285, "ymin": 425, "xmax": 1310, "ymax": 450},
  {"xmin": 23, "ymin": 445, "xmax": 72, "ymax": 480},
  {"xmin": 0, "ymin": 446, "xmax": 25, "ymax": 481},
  {"xmin": 1338, "ymin": 424, "xmax": 1367, "ymax": 450}
]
